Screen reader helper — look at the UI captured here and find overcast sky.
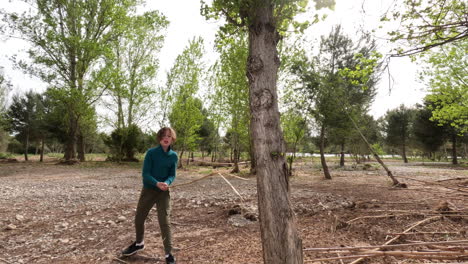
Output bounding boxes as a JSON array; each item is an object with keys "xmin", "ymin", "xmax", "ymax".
[{"xmin": 0, "ymin": 0, "xmax": 426, "ymax": 118}]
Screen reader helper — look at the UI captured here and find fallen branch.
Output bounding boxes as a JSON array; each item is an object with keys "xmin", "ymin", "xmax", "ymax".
[
  {"xmin": 358, "ymin": 250, "xmax": 468, "ymax": 260},
  {"xmin": 304, "ymin": 239, "xmax": 468, "ymax": 252},
  {"xmin": 0, "ymin": 258, "xmax": 13, "ymax": 264},
  {"xmin": 349, "ymin": 216, "xmax": 442, "ymax": 264},
  {"xmin": 112, "ymin": 257, "xmax": 129, "ymax": 264},
  {"xmin": 347, "ymin": 213, "xmax": 425, "ymax": 223},
  {"xmin": 218, "ymin": 173, "xmax": 245, "ymax": 202},
  {"xmin": 387, "ymin": 231, "xmax": 460, "ymax": 235},
  {"xmin": 395, "ymin": 176, "xmax": 468, "ymax": 193},
  {"xmin": 170, "ymin": 172, "xmax": 218, "ymax": 189},
  {"xmin": 305, "ymin": 254, "xmax": 375, "ymax": 262}
]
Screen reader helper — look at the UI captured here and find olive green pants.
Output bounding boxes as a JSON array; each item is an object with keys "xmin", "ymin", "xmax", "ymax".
[{"xmin": 135, "ymin": 187, "xmax": 172, "ymax": 254}]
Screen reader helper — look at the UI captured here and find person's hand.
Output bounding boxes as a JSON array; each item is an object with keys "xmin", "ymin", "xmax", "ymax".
[{"xmin": 157, "ymin": 182, "xmax": 169, "ymax": 191}]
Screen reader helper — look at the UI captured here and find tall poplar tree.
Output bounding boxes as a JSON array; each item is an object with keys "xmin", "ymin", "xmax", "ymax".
[
  {"xmin": 201, "ymin": 0, "xmax": 334, "ymax": 262},
  {"xmin": 167, "ymin": 37, "xmax": 205, "ymax": 168},
  {"xmin": 1, "ymin": 0, "xmax": 137, "ymax": 161}
]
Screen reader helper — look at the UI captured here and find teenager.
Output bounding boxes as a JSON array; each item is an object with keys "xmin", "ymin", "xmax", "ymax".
[{"xmin": 122, "ymin": 127, "xmax": 178, "ymax": 264}]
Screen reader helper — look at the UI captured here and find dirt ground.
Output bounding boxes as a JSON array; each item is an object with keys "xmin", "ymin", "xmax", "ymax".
[{"xmin": 0, "ymin": 156, "xmax": 467, "ymax": 264}]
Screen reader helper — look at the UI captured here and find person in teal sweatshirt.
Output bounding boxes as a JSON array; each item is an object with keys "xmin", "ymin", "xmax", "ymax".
[{"xmin": 122, "ymin": 127, "xmax": 178, "ymax": 264}]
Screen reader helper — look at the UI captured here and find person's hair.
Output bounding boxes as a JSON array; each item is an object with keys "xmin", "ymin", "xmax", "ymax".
[{"xmin": 156, "ymin": 127, "xmax": 177, "ymax": 143}]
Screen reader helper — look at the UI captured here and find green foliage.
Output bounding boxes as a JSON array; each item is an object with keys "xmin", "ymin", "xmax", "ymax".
[
  {"xmin": 201, "ymin": 0, "xmax": 335, "ymax": 36},
  {"xmin": 288, "ymin": 26, "xmax": 380, "ymax": 155},
  {"xmin": 99, "ymin": 10, "xmax": 169, "ymax": 129},
  {"xmin": 1, "ymin": 0, "xmax": 139, "ymax": 160},
  {"xmin": 382, "ymin": 105, "xmax": 415, "ymax": 161},
  {"xmin": 212, "ymin": 33, "xmax": 250, "ymax": 162},
  {"xmin": 167, "ymin": 37, "xmax": 205, "ymax": 158},
  {"xmin": 422, "ymin": 43, "xmax": 468, "ymax": 134},
  {"xmin": 103, "ymin": 124, "xmax": 143, "ymax": 161},
  {"xmin": 385, "ymin": 0, "xmax": 467, "ymax": 56},
  {"xmin": 411, "ymin": 102, "xmax": 447, "ymax": 157},
  {"xmin": 4, "ymin": 91, "xmax": 44, "ymax": 143}
]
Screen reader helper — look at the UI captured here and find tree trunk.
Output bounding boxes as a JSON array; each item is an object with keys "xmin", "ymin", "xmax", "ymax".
[
  {"xmin": 319, "ymin": 125, "xmax": 331, "ymax": 180},
  {"xmin": 451, "ymin": 133, "xmax": 458, "ymax": 165},
  {"xmin": 24, "ymin": 132, "xmax": 29, "ymax": 161},
  {"xmin": 345, "ymin": 111, "xmax": 401, "ymax": 186},
  {"xmin": 247, "ymin": 4, "xmax": 303, "ymax": 263},
  {"xmin": 64, "ymin": 116, "xmax": 77, "ymax": 161},
  {"xmin": 178, "ymin": 149, "xmax": 184, "ymax": 169},
  {"xmin": 232, "ymin": 142, "xmax": 240, "ymax": 173},
  {"xmin": 77, "ymin": 132, "xmax": 85, "ymax": 162},
  {"xmin": 402, "ymin": 142, "xmax": 408, "ymax": 163},
  {"xmin": 339, "ymin": 143, "xmax": 345, "ymax": 167},
  {"xmin": 249, "ymin": 129, "xmax": 257, "ymax": 175},
  {"xmin": 40, "ymin": 138, "xmax": 45, "ymax": 162}
]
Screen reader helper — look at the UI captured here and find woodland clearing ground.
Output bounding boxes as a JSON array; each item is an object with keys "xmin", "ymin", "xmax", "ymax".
[{"xmin": 0, "ymin": 156, "xmax": 467, "ymax": 263}]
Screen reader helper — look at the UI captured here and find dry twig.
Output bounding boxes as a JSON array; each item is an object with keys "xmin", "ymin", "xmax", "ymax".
[
  {"xmin": 348, "ymin": 216, "xmax": 442, "ymax": 264},
  {"xmin": 304, "ymin": 240, "xmax": 468, "ymax": 252}
]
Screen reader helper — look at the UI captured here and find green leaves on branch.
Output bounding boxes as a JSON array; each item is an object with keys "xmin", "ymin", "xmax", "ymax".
[
  {"xmin": 201, "ymin": 0, "xmax": 335, "ymax": 35},
  {"xmin": 423, "ymin": 43, "xmax": 468, "ymax": 134},
  {"xmin": 338, "ymin": 51, "xmax": 382, "ymax": 90},
  {"xmin": 385, "ymin": 0, "xmax": 467, "ymax": 56}
]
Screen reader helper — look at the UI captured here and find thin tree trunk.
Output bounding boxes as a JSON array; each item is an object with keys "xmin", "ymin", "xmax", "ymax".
[
  {"xmin": 77, "ymin": 132, "xmax": 85, "ymax": 162},
  {"xmin": 340, "ymin": 143, "xmax": 345, "ymax": 167},
  {"xmin": 178, "ymin": 149, "xmax": 184, "ymax": 169},
  {"xmin": 402, "ymin": 143, "xmax": 408, "ymax": 163},
  {"xmin": 249, "ymin": 129, "xmax": 257, "ymax": 175},
  {"xmin": 247, "ymin": 4, "xmax": 303, "ymax": 263},
  {"xmin": 345, "ymin": 111, "xmax": 401, "ymax": 186},
  {"xmin": 232, "ymin": 141, "xmax": 240, "ymax": 173},
  {"xmin": 40, "ymin": 138, "xmax": 45, "ymax": 162},
  {"xmin": 24, "ymin": 132, "xmax": 29, "ymax": 161},
  {"xmin": 451, "ymin": 133, "xmax": 458, "ymax": 165},
  {"xmin": 319, "ymin": 125, "xmax": 331, "ymax": 180}
]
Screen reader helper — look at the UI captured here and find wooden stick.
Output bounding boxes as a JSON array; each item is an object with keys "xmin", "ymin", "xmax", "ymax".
[
  {"xmin": 358, "ymin": 250, "xmax": 468, "ymax": 260},
  {"xmin": 170, "ymin": 172, "xmax": 218, "ymax": 189},
  {"xmin": 347, "ymin": 213, "xmax": 426, "ymax": 223},
  {"xmin": 348, "ymin": 216, "xmax": 442, "ymax": 264},
  {"xmin": 395, "ymin": 176, "xmax": 468, "ymax": 193},
  {"xmin": 218, "ymin": 173, "xmax": 245, "ymax": 202},
  {"xmin": 226, "ymin": 173, "xmax": 250, "ymax": 181},
  {"xmin": 0, "ymin": 258, "xmax": 13, "ymax": 264},
  {"xmin": 304, "ymin": 239, "xmax": 468, "ymax": 252},
  {"xmin": 305, "ymin": 254, "xmax": 375, "ymax": 262},
  {"xmin": 387, "ymin": 231, "xmax": 460, "ymax": 235},
  {"xmin": 112, "ymin": 257, "xmax": 129, "ymax": 264}
]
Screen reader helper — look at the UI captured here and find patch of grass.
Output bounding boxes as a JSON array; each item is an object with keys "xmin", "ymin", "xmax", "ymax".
[{"xmin": 0, "ymin": 152, "xmax": 13, "ymax": 159}]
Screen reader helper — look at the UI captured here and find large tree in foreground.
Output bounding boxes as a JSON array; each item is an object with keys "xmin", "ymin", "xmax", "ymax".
[{"xmin": 202, "ymin": 0, "xmax": 334, "ymax": 263}]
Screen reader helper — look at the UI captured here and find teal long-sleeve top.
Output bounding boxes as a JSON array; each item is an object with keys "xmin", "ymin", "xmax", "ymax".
[{"xmin": 142, "ymin": 145, "xmax": 178, "ymax": 190}]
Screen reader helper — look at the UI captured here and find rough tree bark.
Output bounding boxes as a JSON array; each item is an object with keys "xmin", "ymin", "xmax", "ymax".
[{"xmin": 247, "ymin": 2, "xmax": 303, "ymax": 263}]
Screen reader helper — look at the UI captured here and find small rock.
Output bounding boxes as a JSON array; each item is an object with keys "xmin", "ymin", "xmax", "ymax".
[
  {"xmin": 117, "ymin": 216, "xmax": 126, "ymax": 222},
  {"xmin": 108, "ymin": 220, "xmax": 116, "ymax": 226},
  {"xmin": 58, "ymin": 238, "xmax": 69, "ymax": 244},
  {"xmin": 16, "ymin": 215, "xmax": 25, "ymax": 221},
  {"xmin": 60, "ymin": 222, "xmax": 69, "ymax": 228},
  {"xmin": 5, "ymin": 224, "xmax": 17, "ymax": 230}
]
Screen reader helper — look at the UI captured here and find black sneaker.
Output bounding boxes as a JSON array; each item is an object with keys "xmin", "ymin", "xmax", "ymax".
[
  {"xmin": 166, "ymin": 253, "xmax": 176, "ymax": 264},
  {"xmin": 122, "ymin": 241, "xmax": 144, "ymax": 256}
]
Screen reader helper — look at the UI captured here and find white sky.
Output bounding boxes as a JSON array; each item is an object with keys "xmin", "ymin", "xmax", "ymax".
[{"xmin": 0, "ymin": 0, "xmax": 426, "ymax": 118}]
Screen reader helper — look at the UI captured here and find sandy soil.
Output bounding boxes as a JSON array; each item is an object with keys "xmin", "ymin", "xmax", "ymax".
[{"xmin": 0, "ymin": 157, "xmax": 467, "ymax": 264}]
